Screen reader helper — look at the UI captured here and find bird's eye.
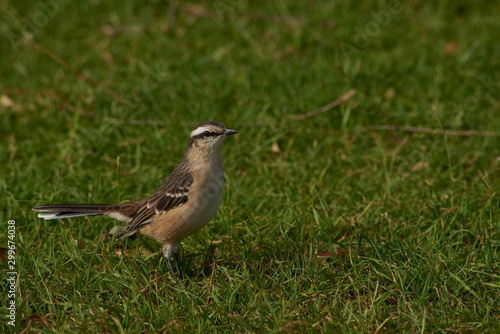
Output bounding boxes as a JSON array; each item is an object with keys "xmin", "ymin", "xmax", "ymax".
[{"xmin": 203, "ymin": 131, "xmax": 212, "ymax": 138}]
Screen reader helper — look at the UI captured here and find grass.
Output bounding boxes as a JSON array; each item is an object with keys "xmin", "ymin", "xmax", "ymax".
[{"xmin": 1, "ymin": 0, "xmax": 499, "ymax": 332}]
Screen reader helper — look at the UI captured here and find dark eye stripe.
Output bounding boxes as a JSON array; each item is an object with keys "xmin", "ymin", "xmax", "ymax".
[{"xmin": 193, "ymin": 131, "xmax": 221, "ymax": 139}]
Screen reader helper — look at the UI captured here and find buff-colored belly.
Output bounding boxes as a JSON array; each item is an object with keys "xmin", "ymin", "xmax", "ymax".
[{"xmin": 140, "ymin": 184, "xmax": 223, "ymax": 245}]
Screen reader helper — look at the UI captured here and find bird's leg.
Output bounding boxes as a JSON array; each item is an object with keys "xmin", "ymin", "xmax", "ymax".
[
  {"xmin": 166, "ymin": 257, "xmax": 178, "ymax": 282},
  {"xmin": 173, "ymin": 252, "xmax": 183, "ymax": 279},
  {"xmin": 163, "ymin": 245, "xmax": 179, "ymax": 282}
]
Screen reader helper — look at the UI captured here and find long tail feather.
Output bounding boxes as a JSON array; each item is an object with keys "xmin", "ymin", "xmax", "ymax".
[
  {"xmin": 33, "ymin": 204, "xmax": 119, "ymax": 220},
  {"xmin": 37, "ymin": 212, "xmax": 103, "ymax": 220}
]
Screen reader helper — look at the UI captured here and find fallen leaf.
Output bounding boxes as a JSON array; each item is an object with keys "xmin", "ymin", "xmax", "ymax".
[
  {"xmin": 444, "ymin": 41, "xmax": 459, "ymax": 55},
  {"xmin": 28, "ymin": 314, "xmax": 50, "ymax": 327},
  {"xmin": 283, "ymin": 321, "xmax": 307, "ymax": 332},
  {"xmin": 317, "ymin": 250, "xmax": 335, "ymax": 262},
  {"xmin": 384, "ymin": 88, "xmax": 395, "ymax": 100},
  {"xmin": 271, "ymin": 141, "xmax": 281, "ymax": 153},
  {"xmin": 101, "ymin": 51, "xmax": 113, "ymax": 66},
  {"xmin": 412, "ymin": 161, "xmax": 428, "ymax": 171},
  {"xmin": 100, "ymin": 25, "xmax": 115, "ymax": 36},
  {"xmin": 1, "ymin": 94, "xmax": 14, "ymax": 108}
]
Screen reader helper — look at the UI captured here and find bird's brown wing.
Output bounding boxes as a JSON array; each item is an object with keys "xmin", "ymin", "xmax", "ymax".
[{"xmin": 116, "ymin": 171, "xmax": 193, "ymax": 240}]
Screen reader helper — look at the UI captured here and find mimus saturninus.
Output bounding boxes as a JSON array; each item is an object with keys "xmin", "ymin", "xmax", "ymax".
[{"xmin": 33, "ymin": 120, "xmax": 238, "ymax": 281}]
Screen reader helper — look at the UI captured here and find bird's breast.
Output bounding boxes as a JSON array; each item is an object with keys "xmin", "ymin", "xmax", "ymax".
[{"xmin": 186, "ymin": 163, "xmax": 224, "ymax": 227}]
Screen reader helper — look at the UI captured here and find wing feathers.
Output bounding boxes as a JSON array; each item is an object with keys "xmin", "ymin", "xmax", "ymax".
[{"xmin": 116, "ymin": 171, "xmax": 193, "ymax": 240}]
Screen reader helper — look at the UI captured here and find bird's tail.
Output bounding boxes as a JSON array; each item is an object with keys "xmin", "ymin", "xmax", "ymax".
[{"xmin": 33, "ymin": 204, "xmax": 120, "ymax": 220}]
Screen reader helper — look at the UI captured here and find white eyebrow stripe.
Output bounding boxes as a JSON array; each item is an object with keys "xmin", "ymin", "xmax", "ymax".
[{"xmin": 190, "ymin": 126, "xmax": 211, "ymax": 137}]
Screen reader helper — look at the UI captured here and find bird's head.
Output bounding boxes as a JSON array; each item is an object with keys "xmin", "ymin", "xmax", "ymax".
[{"xmin": 187, "ymin": 121, "xmax": 238, "ymax": 157}]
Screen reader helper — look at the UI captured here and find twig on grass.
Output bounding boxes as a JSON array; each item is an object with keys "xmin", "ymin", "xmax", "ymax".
[
  {"xmin": 181, "ymin": 3, "xmax": 303, "ymax": 25},
  {"xmin": 166, "ymin": 1, "xmax": 179, "ymax": 33},
  {"xmin": 33, "ymin": 42, "xmax": 136, "ymax": 109},
  {"xmin": 294, "ymin": 89, "xmax": 356, "ymax": 120},
  {"xmin": 207, "ymin": 262, "xmax": 216, "ymax": 296},
  {"xmin": 368, "ymin": 125, "xmax": 499, "ymax": 137}
]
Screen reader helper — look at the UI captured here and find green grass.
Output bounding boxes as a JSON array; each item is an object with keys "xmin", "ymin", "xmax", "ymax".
[{"xmin": 1, "ymin": 0, "xmax": 500, "ymax": 332}]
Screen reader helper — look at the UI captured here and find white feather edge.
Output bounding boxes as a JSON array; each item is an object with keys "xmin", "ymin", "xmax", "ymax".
[
  {"xmin": 190, "ymin": 126, "xmax": 212, "ymax": 137},
  {"xmin": 37, "ymin": 212, "xmax": 101, "ymax": 220}
]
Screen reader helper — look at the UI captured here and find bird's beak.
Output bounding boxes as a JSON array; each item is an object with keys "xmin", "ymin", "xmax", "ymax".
[{"xmin": 223, "ymin": 129, "xmax": 238, "ymax": 136}]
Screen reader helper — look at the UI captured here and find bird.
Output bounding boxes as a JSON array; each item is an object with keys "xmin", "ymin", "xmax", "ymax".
[{"xmin": 33, "ymin": 120, "xmax": 238, "ymax": 281}]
